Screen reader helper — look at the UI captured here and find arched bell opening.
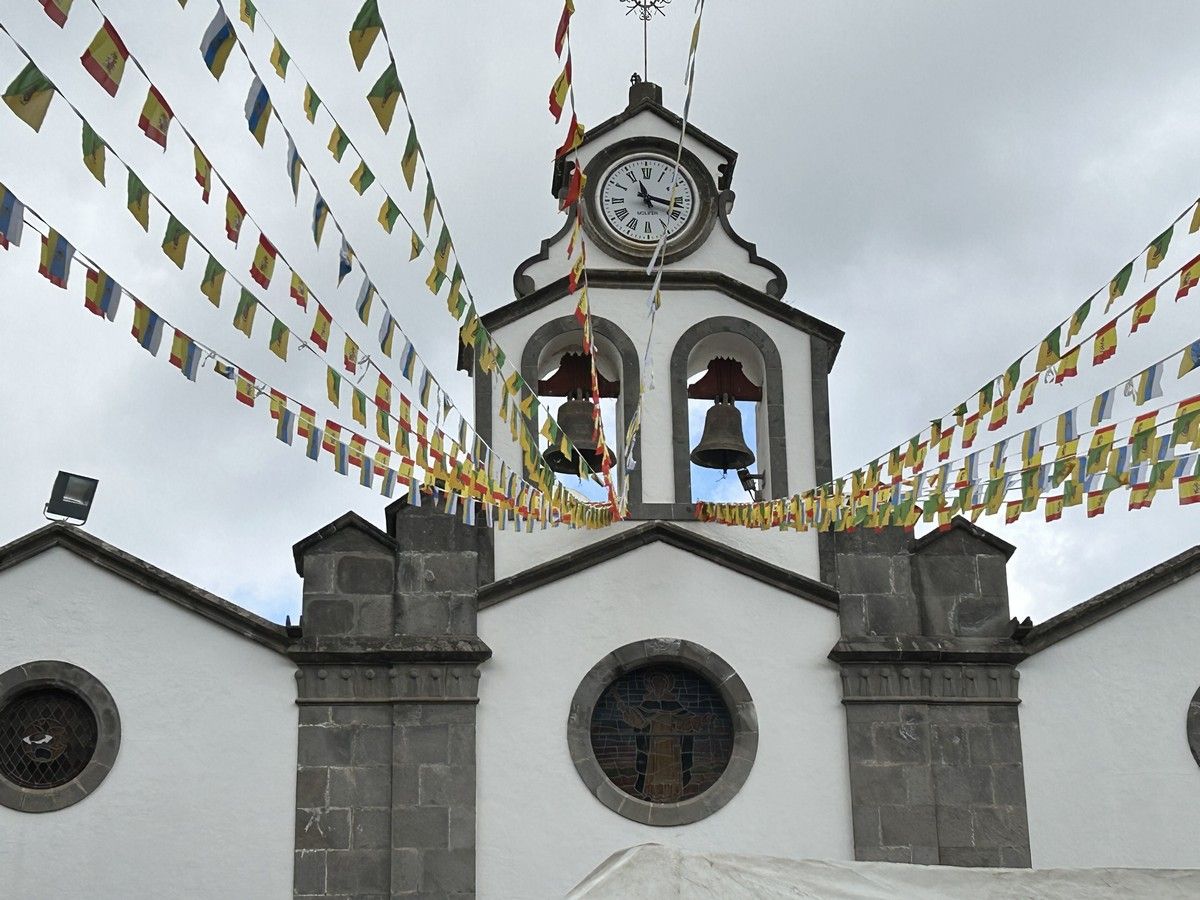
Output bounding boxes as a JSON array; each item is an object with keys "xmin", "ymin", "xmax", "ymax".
[{"xmin": 671, "ymin": 318, "xmax": 788, "ymax": 507}]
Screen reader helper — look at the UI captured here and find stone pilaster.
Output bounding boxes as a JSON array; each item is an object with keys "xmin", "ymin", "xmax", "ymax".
[
  {"xmin": 832, "ymin": 518, "xmax": 1031, "ymax": 867},
  {"xmin": 290, "ymin": 506, "xmax": 491, "ymax": 899}
]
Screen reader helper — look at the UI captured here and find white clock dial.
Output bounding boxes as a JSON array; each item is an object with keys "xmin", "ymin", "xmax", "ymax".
[{"xmin": 598, "ymin": 156, "xmax": 695, "ymax": 245}]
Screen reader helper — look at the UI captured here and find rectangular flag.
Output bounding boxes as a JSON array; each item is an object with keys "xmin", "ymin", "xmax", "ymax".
[
  {"xmin": 41, "ymin": 0, "xmax": 74, "ymax": 26},
  {"xmin": 1135, "ymin": 362, "xmax": 1164, "ymax": 406},
  {"xmin": 399, "ymin": 340, "xmax": 416, "ymax": 381},
  {"xmin": 244, "ymin": 77, "xmax": 271, "ymax": 146},
  {"xmin": 1057, "ymin": 409, "xmax": 1078, "ymax": 444},
  {"xmin": 423, "ymin": 181, "xmax": 436, "ymax": 232},
  {"xmin": 987, "ymin": 393, "xmax": 1009, "ymax": 432},
  {"xmin": 269, "ymin": 389, "xmax": 286, "ymax": 419},
  {"xmin": 1180, "ymin": 340, "xmax": 1200, "ymax": 379},
  {"xmin": 1130, "ymin": 290, "xmax": 1156, "ymax": 333},
  {"xmin": 328, "ymin": 125, "xmax": 350, "ymax": 161},
  {"xmin": 161, "ymin": 215, "xmax": 190, "ymax": 269},
  {"xmin": 349, "ymin": 0, "xmax": 384, "ymax": 70},
  {"xmin": 276, "ymin": 407, "xmax": 296, "ymax": 445},
  {"xmin": 126, "ymin": 170, "xmax": 150, "ymax": 231},
  {"xmin": 38, "ymin": 229, "xmax": 74, "ymax": 287},
  {"xmin": 352, "ymin": 388, "xmax": 368, "ymax": 426},
  {"xmin": 333, "ymin": 440, "xmax": 349, "ymax": 475},
  {"xmin": 556, "ymin": 112, "xmax": 584, "ymax": 158},
  {"xmin": 1093, "ymin": 319, "xmax": 1118, "ymax": 365},
  {"xmin": 80, "ymin": 20, "xmax": 128, "ymax": 97},
  {"xmin": 338, "ymin": 239, "xmax": 353, "ymax": 284},
  {"xmin": 201, "ymin": 255, "xmax": 225, "ymax": 306},
  {"xmin": 310, "ymin": 304, "xmax": 331, "ymax": 351},
  {"xmin": 235, "ymin": 369, "xmax": 256, "ymax": 406},
  {"xmin": 286, "ymin": 138, "xmax": 302, "ymax": 200},
  {"xmin": 349, "ymin": 160, "xmax": 375, "ymax": 194},
  {"xmin": 1091, "ymin": 388, "xmax": 1115, "ymax": 426},
  {"xmin": 225, "ymin": 192, "xmax": 246, "ymax": 244},
  {"xmin": 233, "ymin": 288, "xmax": 257, "ymax": 337},
  {"xmin": 84, "ymin": 268, "xmax": 120, "ymax": 320},
  {"xmin": 290, "ymin": 272, "xmax": 309, "ymax": 309},
  {"xmin": 306, "ymin": 424, "xmax": 323, "ymax": 460},
  {"xmin": 368, "ymin": 63, "xmax": 402, "ymax": 132},
  {"xmin": 426, "ymin": 226, "xmax": 451, "ymax": 294},
  {"xmin": 0, "ymin": 186, "xmax": 26, "ymax": 248},
  {"xmin": 214, "ymin": 360, "xmax": 235, "ymax": 379},
  {"xmin": 298, "ymin": 405, "xmax": 316, "ymax": 439},
  {"xmin": 193, "ymin": 147, "xmax": 211, "ymax": 202},
  {"xmin": 355, "ymin": 277, "xmax": 374, "ymax": 323},
  {"xmin": 1146, "ymin": 225, "xmax": 1173, "ymax": 271},
  {"xmin": 269, "ymin": 318, "xmax": 289, "ymax": 361},
  {"xmin": 374, "ymin": 373, "xmax": 393, "ymax": 412},
  {"xmin": 1054, "ymin": 345, "xmax": 1080, "ymax": 383},
  {"xmin": 326, "ymin": 367, "xmax": 341, "ymax": 405},
  {"xmin": 4, "ymin": 63, "xmax": 55, "ymax": 132},
  {"xmin": 1035, "ymin": 326, "xmax": 1061, "ymax": 371},
  {"xmin": 137, "ymin": 86, "xmax": 173, "ymax": 148},
  {"xmin": 240, "ymin": 0, "xmax": 257, "ymax": 28},
  {"xmin": 1108, "ymin": 261, "xmax": 1133, "ymax": 309},
  {"xmin": 349, "ymin": 434, "xmax": 367, "ymax": 468},
  {"xmin": 344, "ymin": 335, "xmax": 358, "ymax": 374},
  {"xmin": 169, "ymin": 329, "xmax": 201, "ymax": 381},
  {"xmin": 270, "ymin": 39, "xmax": 290, "ymax": 80},
  {"xmin": 250, "ymin": 234, "xmax": 277, "ymax": 288},
  {"xmin": 200, "ymin": 10, "xmax": 235, "ymax": 79},
  {"xmin": 379, "ymin": 312, "xmax": 396, "ymax": 357},
  {"xmin": 1177, "ymin": 254, "xmax": 1200, "ymax": 301},
  {"xmin": 378, "ymin": 197, "xmax": 400, "ymax": 234},
  {"xmin": 312, "ymin": 196, "xmax": 329, "ymax": 245},
  {"xmin": 446, "ymin": 266, "xmax": 466, "ymax": 319},
  {"xmin": 79, "ymin": 122, "xmax": 105, "ymax": 187},
  {"xmin": 549, "ymin": 54, "xmax": 571, "ymax": 122},
  {"xmin": 322, "ymin": 420, "xmax": 342, "ymax": 454},
  {"xmin": 303, "ymin": 84, "xmax": 320, "ymax": 122},
  {"xmin": 1017, "ymin": 375, "xmax": 1037, "ymax": 413},
  {"xmin": 1066, "ymin": 297, "xmax": 1092, "ymax": 342},
  {"xmin": 401, "ymin": 125, "xmax": 419, "ymax": 189},
  {"xmin": 131, "ymin": 300, "xmax": 163, "ymax": 354}
]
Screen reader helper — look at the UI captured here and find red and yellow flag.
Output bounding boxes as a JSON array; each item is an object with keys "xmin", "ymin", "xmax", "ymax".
[
  {"xmin": 250, "ymin": 234, "xmax": 277, "ymax": 288},
  {"xmin": 137, "ymin": 86, "xmax": 173, "ymax": 148},
  {"xmin": 310, "ymin": 303, "xmax": 331, "ymax": 351},
  {"xmin": 549, "ymin": 54, "xmax": 571, "ymax": 123},
  {"xmin": 554, "ymin": 0, "xmax": 574, "ymax": 56},
  {"xmin": 1177, "ymin": 253, "xmax": 1200, "ymax": 301},
  {"xmin": 1130, "ymin": 290, "xmax": 1156, "ymax": 333},
  {"xmin": 1093, "ymin": 319, "xmax": 1118, "ymax": 365},
  {"xmin": 80, "ymin": 20, "xmax": 128, "ymax": 97}
]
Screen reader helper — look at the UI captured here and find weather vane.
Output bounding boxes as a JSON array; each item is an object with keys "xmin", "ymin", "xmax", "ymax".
[{"xmin": 620, "ymin": 0, "xmax": 672, "ymax": 82}]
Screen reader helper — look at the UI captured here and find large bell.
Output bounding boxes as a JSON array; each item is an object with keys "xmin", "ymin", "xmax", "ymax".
[
  {"xmin": 690, "ymin": 400, "xmax": 755, "ymax": 472},
  {"xmin": 543, "ymin": 397, "xmax": 613, "ymax": 474}
]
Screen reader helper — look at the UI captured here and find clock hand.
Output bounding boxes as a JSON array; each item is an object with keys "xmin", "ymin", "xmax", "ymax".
[{"xmin": 636, "ymin": 181, "xmax": 655, "ymax": 208}]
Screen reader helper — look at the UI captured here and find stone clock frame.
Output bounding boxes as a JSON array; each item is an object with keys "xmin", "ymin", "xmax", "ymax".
[
  {"xmin": 566, "ymin": 637, "xmax": 758, "ymax": 827},
  {"xmin": 581, "ymin": 136, "xmax": 720, "ymax": 267}
]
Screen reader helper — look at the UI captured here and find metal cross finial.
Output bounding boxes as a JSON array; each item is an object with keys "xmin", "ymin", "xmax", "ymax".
[{"xmin": 620, "ymin": 0, "xmax": 672, "ymax": 81}]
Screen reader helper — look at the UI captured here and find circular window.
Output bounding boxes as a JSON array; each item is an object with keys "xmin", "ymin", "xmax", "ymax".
[
  {"xmin": 590, "ymin": 664, "xmax": 734, "ymax": 804},
  {"xmin": 0, "ymin": 662, "xmax": 120, "ymax": 813},
  {"xmin": 1189, "ymin": 685, "xmax": 1200, "ymax": 768},
  {"xmin": 0, "ymin": 688, "xmax": 98, "ymax": 788},
  {"xmin": 568, "ymin": 639, "xmax": 757, "ymax": 826}
]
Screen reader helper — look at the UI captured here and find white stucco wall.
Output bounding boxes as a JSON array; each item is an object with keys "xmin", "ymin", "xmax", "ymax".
[
  {"xmin": 1020, "ymin": 574, "xmax": 1200, "ymax": 868},
  {"xmin": 476, "ymin": 541, "xmax": 852, "ymax": 900},
  {"xmin": 489, "ymin": 285, "xmax": 822, "ymax": 581},
  {"xmin": 0, "ymin": 546, "xmax": 297, "ymax": 899}
]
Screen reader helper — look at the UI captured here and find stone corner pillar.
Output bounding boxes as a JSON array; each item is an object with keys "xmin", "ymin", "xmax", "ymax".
[
  {"xmin": 831, "ymin": 518, "xmax": 1031, "ymax": 868},
  {"xmin": 289, "ymin": 502, "xmax": 492, "ymax": 898}
]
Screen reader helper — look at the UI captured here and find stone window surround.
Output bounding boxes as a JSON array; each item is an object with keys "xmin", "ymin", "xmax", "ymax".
[
  {"xmin": 0, "ymin": 661, "xmax": 121, "ymax": 813},
  {"xmin": 567, "ymin": 638, "xmax": 757, "ymax": 827},
  {"xmin": 1189, "ymin": 685, "xmax": 1200, "ymax": 769}
]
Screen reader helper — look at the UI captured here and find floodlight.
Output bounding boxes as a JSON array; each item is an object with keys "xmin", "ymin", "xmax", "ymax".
[{"xmin": 44, "ymin": 471, "xmax": 99, "ymax": 525}]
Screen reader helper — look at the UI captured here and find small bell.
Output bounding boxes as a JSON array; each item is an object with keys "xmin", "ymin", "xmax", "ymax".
[
  {"xmin": 543, "ymin": 396, "xmax": 613, "ymax": 474},
  {"xmin": 690, "ymin": 399, "xmax": 755, "ymax": 472}
]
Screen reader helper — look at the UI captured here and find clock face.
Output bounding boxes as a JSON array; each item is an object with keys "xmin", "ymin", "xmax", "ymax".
[{"xmin": 597, "ymin": 155, "xmax": 696, "ymax": 245}]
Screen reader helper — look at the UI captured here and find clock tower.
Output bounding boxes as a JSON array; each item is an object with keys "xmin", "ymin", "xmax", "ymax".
[{"xmin": 467, "ymin": 78, "xmax": 844, "ymax": 584}]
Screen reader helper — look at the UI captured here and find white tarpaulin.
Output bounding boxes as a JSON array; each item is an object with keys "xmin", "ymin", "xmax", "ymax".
[{"xmin": 568, "ymin": 844, "xmax": 1200, "ymax": 899}]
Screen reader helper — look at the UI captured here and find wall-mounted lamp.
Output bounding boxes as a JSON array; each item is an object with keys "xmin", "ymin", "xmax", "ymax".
[{"xmin": 44, "ymin": 471, "xmax": 99, "ymax": 526}]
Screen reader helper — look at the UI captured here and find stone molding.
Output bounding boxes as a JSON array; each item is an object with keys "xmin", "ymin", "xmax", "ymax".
[
  {"xmin": 0, "ymin": 661, "xmax": 121, "ymax": 813},
  {"xmin": 839, "ymin": 663, "xmax": 1021, "ymax": 705},
  {"xmin": 567, "ymin": 638, "xmax": 757, "ymax": 827},
  {"xmin": 294, "ymin": 663, "xmax": 482, "ymax": 705}
]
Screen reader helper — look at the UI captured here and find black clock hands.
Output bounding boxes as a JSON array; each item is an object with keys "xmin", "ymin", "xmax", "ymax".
[{"xmin": 637, "ymin": 181, "xmax": 676, "ymax": 208}]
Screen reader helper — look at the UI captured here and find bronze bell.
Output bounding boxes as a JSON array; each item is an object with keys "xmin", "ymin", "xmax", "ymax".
[
  {"xmin": 543, "ymin": 397, "xmax": 613, "ymax": 474},
  {"xmin": 690, "ymin": 400, "xmax": 755, "ymax": 472}
]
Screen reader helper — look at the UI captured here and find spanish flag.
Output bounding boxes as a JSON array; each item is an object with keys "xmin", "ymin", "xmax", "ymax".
[
  {"xmin": 556, "ymin": 112, "xmax": 585, "ymax": 158},
  {"xmin": 549, "ymin": 54, "xmax": 571, "ymax": 123},
  {"xmin": 1054, "ymin": 345, "xmax": 1080, "ymax": 383},
  {"xmin": 1005, "ymin": 501, "xmax": 1022, "ymax": 525},
  {"xmin": 323, "ymin": 420, "xmax": 342, "ymax": 455},
  {"xmin": 1177, "ymin": 253, "xmax": 1200, "ymax": 301},
  {"xmin": 349, "ymin": 0, "xmax": 384, "ymax": 70},
  {"xmin": 298, "ymin": 405, "xmax": 316, "ymax": 440},
  {"xmin": 349, "ymin": 160, "xmax": 375, "ymax": 194},
  {"xmin": 82, "ymin": 123, "xmax": 106, "ymax": 185},
  {"xmin": 233, "ymin": 289, "xmax": 257, "ymax": 337},
  {"xmin": 303, "ymin": 84, "xmax": 320, "ymax": 122},
  {"xmin": 290, "ymin": 271, "xmax": 309, "ymax": 309},
  {"xmin": 1086, "ymin": 425, "xmax": 1116, "ymax": 476},
  {"xmin": 326, "ymin": 367, "xmax": 341, "ymax": 406},
  {"xmin": 269, "ymin": 318, "xmax": 289, "ymax": 361},
  {"xmin": 80, "ymin": 20, "xmax": 128, "ymax": 97},
  {"xmin": 201, "ymin": 256, "xmax": 225, "ymax": 307},
  {"xmin": 344, "ymin": 334, "xmax": 359, "ymax": 373},
  {"xmin": 1130, "ymin": 290, "xmax": 1156, "ymax": 333},
  {"xmin": 349, "ymin": 434, "xmax": 368, "ymax": 468},
  {"xmin": 1146, "ymin": 225, "xmax": 1173, "ymax": 271},
  {"xmin": 555, "ymin": 0, "xmax": 574, "ymax": 56},
  {"xmin": 401, "ymin": 125, "xmax": 419, "ymax": 190},
  {"xmin": 1086, "ymin": 489, "xmax": 1108, "ymax": 518},
  {"xmin": 1044, "ymin": 494, "xmax": 1064, "ymax": 522},
  {"xmin": 1093, "ymin": 319, "xmax": 1118, "ymax": 365},
  {"xmin": 250, "ymin": 234, "xmax": 277, "ymax": 288},
  {"xmin": 200, "ymin": 10, "xmax": 234, "ymax": 80},
  {"xmin": 137, "ymin": 86, "xmax": 173, "ymax": 148},
  {"xmin": 1017, "ymin": 376, "xmax": 1037, "ymax": 413},
  {"xmin": 368, "ymin": 63, "xmax": 402, "ymax": 132},
  {"xmin": 560, "ymin": 164, "xmax": 584, "ymax": 212},
  {"xmin": 568, "ymin": 248, "xmax": 586, "ymax": 293},
  {"xmin": 374, "ymin": 374, "xmax": 393, "ymax": 412},
  {"xmin": 40, "ymin": 0, "xmax": 73, "ymax": 26},
  {"xmin": 235, "ymin": 369, "xmax": 256, "ymax": 406},
  {"xmin": 38, "ymin": 229, "xmax": 74, "ymax": 288},
  {"xmin": 310, "ymin": 303, "xmax": 331, "ymax": 351},
  {"xmin": 193, "ymin": 147, "xmax": 211, "ymax": 202},
  {"xmin": 161, "ymin": 216, "xmax": 190, "ymax": 269},
  {"xmin": 987, "ymin": 393, "xmax": 1009, "ymax": 432},
  {"xmin": 1171, "ymin": 396, "xmax": 1200, "ymax": 447},
  {"xmin": 84, "ymin": 268, "xmax": 120, "ymax": 320},
  {"xmin": 244, "ymin": 78, "xmax": 271, "ymax": 147},
  {"xmin": 4, "ymin": 63, "xmax": 56, "ymax": 132},
  {"xmin": 1181, "ymin": 474, "xmax": 1200, "ymax": 505},
  {"xmin": 225, "ymin": 192, "xmax": 246, "ymax": 243}
]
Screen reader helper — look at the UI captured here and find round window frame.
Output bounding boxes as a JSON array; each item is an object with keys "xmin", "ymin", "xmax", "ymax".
[
  {"xmin": 0, "ymin": 661, "xmax": 120, "ymax": 813},
  {"xmin": 1189, "ymin": 685, "xmax": 1200, "ymax": 769},
  {"xmin": 567, "ymin": 638, "xmax": 757, "ymax": 826}
]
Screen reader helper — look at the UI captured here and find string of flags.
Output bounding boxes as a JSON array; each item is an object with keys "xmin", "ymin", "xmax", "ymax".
[
  {"xmin": 0, "ymin": 193, "xmax": 614, "ymax": 531},
  {"xmin": 547, "ymin": 0, "xmax": 623, "ymax": 515},
  {"xmin": 196, "ymin": 0, "xmax": 610, "ymax": 494},
  {"xmin": 1, "ymin": 10, "xmax": 594, "ymax": 518},
  {"xmin": 694, "ymin": 333, "xmax": 1200, "ymax": 531}
]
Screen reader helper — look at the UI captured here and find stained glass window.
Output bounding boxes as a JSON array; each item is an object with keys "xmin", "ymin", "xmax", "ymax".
[
  {"xmin": 590, "ymin": 664, "xmax": 733, "ymax": 804},
  {"xmin": 0, "ymin": 688, "xmax": 98, "ymax": 790}
]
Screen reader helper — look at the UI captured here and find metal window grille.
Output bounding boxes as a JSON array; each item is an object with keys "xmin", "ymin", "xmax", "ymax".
[{"xmin": 0, "ymin": 688, "xmax": 98, "ymax": 789}]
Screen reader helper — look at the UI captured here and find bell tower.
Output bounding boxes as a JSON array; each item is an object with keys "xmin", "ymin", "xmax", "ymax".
[{"xmin": 464, "ymin": 79, "xmax": 843, "ymax": 582}]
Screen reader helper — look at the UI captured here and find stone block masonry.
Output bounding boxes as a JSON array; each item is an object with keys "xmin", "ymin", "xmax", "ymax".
[{"xmin": 290, "ymin": 502, "xmax": 492, "ymax": 898}]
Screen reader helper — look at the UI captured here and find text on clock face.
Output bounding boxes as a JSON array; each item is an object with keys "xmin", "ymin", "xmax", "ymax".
[{"xmin": 599, "ymin": 157, "xmax": 695, "ymax": 244}]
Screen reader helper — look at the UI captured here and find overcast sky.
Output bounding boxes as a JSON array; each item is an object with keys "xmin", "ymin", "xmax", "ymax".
[{"xmin": 1, "ymin": 0, "xmax": 1198, "ymax": 626}]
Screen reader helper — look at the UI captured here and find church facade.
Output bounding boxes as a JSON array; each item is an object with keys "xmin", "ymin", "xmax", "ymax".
[{"xmin": 2, "ymin": 82, "xmax": 1199, "ymax": 899}]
